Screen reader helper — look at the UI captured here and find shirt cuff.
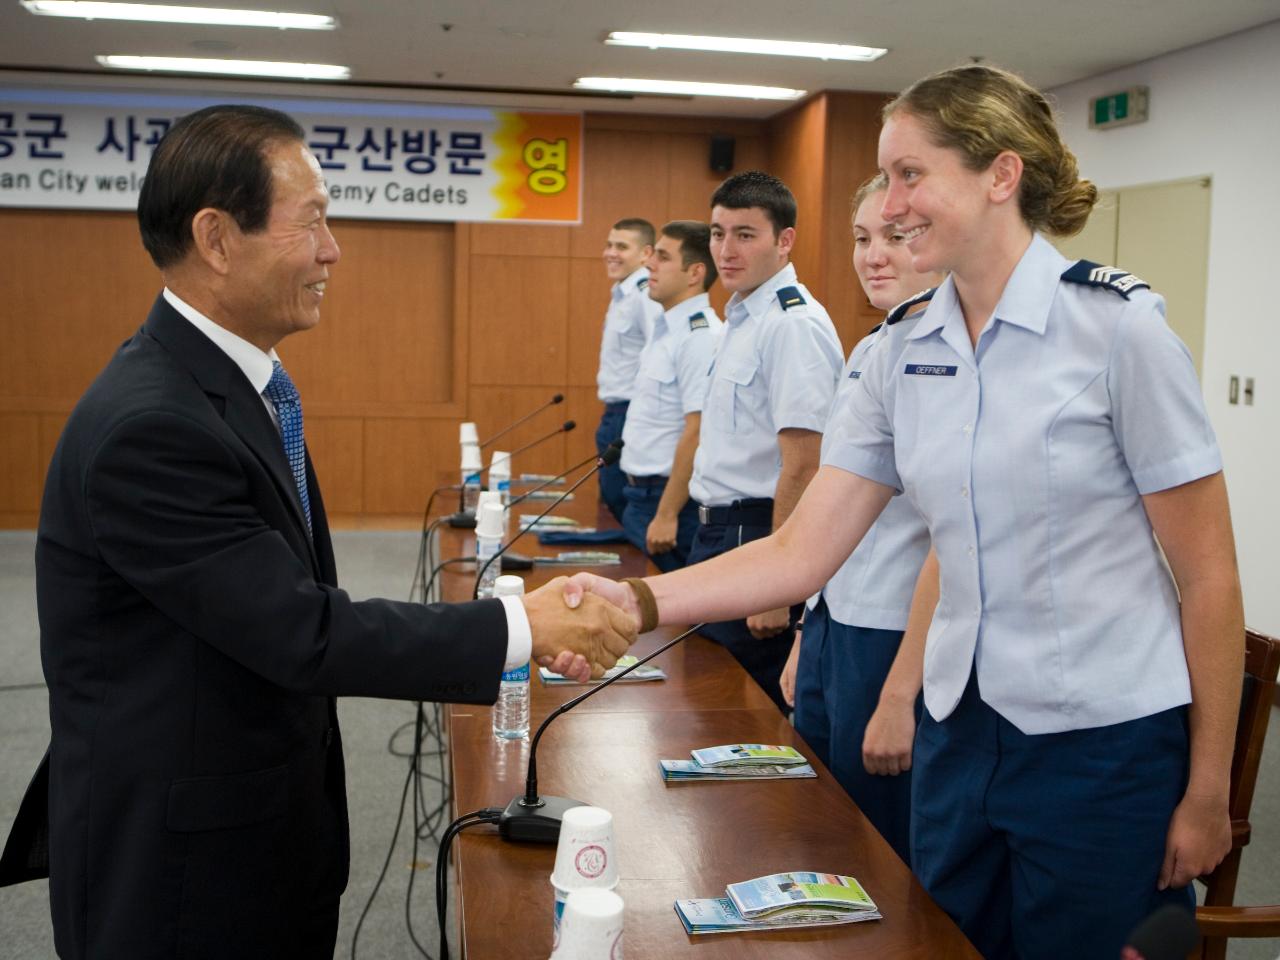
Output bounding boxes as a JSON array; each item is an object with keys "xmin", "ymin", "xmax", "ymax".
[{"xmin": 498, "ymin": 594, "xmax": 533, "ymax": 671}]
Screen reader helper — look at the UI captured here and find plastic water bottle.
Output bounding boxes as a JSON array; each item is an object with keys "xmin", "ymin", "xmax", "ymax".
[
  {"xmin": 461, "ymin": 442, "xmax": 483, "ymax": 514},
  {"xmin": 474, "ymin": 501, "xmax": 505, "ymax": 599},
  {"xmin": 492, "ymin": 574, "xmax": 530, "ymax": 739}
]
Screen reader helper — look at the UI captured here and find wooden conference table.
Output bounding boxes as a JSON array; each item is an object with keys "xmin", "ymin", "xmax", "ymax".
[{"xmin": 440, "ymin": 492, "xmax": 978, "ymax": 959}]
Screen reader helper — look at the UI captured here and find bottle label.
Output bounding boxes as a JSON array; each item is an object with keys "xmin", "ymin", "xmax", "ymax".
[
  {"xmin": 501, "ymin": 661, "xmax": 530, "ymax": 683},
  {"xmin": 464, "ymin": 471, "xmax": 481, "ymax": 486}
]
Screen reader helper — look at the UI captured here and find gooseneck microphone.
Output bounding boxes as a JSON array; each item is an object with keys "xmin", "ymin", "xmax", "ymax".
[
  {"xmin": 472, "ymin": 441, "xmax": 622, "ymax": 599},
  {"xmin": 479, "ymin": 393, "xmax": 564, "ymax": 449},
  {"xmin": 498, "ymin": 622, "xmax": 705, "ymax": 843},
  {"xmin": 446, "ymin": 419, "xmax": 578, "ymax": 530}
]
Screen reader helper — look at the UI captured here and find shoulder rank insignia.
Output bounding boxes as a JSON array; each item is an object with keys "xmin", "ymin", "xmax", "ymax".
[
  {"xmin": 886, "ymin": 286, "xmax": 937, "ymax": 326},
  {"xmin": 1061, "ymin": 261, "xmax": 1149, "ymax": 300},
  {"xmin": 775, "ymin": 286, "xmax": 806, "ymax": 311},
  {"xmin": 636, "ymin": 276, "xmax": 649, "ymax": 289},
  {"xmin": 688, "ymin": 311, "xmax": 709, "ymax": 331}
]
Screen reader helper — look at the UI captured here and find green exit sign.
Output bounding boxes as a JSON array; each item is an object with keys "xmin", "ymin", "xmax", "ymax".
[{"xmin": 1089, "ymin": 86, "xmax": 1149, "ymax": 129}]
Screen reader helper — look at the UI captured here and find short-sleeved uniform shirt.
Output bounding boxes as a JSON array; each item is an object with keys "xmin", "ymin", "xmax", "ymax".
[
  {"xmin": 597, "ymin": 266, "xmax": 662, "ymax": 404},
  {"xmin": 823, "ymin": 234, "xmax": 1222, "ymax": 734},
  {"xmin": 689, "ymin": 263, "xmax": 843, "ymax": 506},
  {"xmin": 619, "ymin": 293, "xmax": 722, "ymax": 478},
  {"xmin": 807, "ymin": 330, "xmax": 931, "ymax": 632}
]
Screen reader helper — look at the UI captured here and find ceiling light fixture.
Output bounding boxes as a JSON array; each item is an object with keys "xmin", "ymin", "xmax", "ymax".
[
  {"xmin": 22, "ymin": 1, "xmax": 336, "ymax": 30},
  {"xmin": 574, "ymin": 77, "xmax": 805, "ymax": 100},
  {"xmin": 96, "ymin": 55, "xmax": 350, "ymax": 80},
  {"xmin": 604, "ymin": 32, "xmax": 886, "ymax": 62}
]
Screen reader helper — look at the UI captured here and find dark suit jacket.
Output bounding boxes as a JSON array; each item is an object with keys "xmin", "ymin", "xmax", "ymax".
[{"xmin": 2, "ymin": 294, "xmax": 508, "ymax": 958}]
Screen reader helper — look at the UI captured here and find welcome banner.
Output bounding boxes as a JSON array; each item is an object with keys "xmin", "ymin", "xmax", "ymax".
[{"xmin": 0, "ymin": 86, "xmax": 582, "ymax": 223}]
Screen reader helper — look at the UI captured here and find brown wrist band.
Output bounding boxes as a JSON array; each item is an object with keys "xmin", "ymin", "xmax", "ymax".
[{"xmin": 621, "ymin": 577, "xmax": 659, "ymax": 634}]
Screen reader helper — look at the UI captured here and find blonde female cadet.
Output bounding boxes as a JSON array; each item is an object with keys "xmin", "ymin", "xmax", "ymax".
[
  {"xmin": 780, "ymin": 173, "xmax": 942, "ymax": 864},
  {"xmin": 565, "ymin": 64, "xmax": 1242, "ymax": 959}
]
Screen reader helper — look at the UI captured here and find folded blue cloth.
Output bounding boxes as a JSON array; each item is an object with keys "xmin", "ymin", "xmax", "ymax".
[{"xmin": 536, "ymin": 529, "xmax": 630, "ymax": 545}]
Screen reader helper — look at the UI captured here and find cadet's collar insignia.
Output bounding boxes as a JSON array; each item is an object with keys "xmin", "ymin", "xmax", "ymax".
[
  {"xmin": 1060, "ymin": 261, "xmax": 1150, "ymax": 300},
  {"xmin": 885, "ymin": 286, "xmax": 937, "ymax": 325},
  {"xmin": 775, "ymin": 286, "xmax": 806, "ymax": 311},
  {"xmin": 636, "ymin": 276, "xmax": 649, "ymax": 289},
  {"xmin": 688, "ymin": 311, "xmax": 709, "ymax": 330}
]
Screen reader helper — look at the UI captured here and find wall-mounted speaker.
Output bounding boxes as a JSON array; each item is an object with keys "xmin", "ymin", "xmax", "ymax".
[{"xmin": 709, "ymin": 135, "xmax": 735, "ymax": 173}]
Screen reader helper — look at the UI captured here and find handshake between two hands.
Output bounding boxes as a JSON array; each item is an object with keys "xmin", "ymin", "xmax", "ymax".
[{"xmin": 521, "ymin": 574, "xmax": 644, "ymax": 683}]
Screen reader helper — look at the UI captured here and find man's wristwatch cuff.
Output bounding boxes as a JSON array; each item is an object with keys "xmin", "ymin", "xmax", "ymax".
[{"xmin": 621, "ymin": 577, "xmax": 659, "ymax": 633}]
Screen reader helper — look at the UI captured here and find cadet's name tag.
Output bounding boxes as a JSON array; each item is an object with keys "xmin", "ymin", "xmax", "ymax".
[
  {"xmin": 847, "ymin": 370, "xmax": 861, "ymax": 380},
  {"xmin": 904, "ymin": 364, "xmax": 958, "ymax": 377}
]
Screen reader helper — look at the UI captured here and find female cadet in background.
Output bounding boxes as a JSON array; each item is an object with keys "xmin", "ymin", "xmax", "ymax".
[
  {"xmin": 777, "ymin": 173, "xmax": 943, "ymax": 864},
  {"xmin": 564, "ymin": 64, "xmax": 1243, "ymax": 959}
]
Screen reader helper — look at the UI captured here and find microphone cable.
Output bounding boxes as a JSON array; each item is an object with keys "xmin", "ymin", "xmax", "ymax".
[{"xmin": 435, "ymin": 807, "xmax": 504, "ymax": 960}]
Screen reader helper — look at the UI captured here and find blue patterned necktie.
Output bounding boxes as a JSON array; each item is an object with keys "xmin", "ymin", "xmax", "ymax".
[{"xmin": 263, "ymin": 361, "xmax": 312, "ymax": 532}]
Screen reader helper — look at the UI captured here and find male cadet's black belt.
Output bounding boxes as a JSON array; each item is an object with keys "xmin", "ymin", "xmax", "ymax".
[
  {"xmin": 625, "ymin": 474, "xmax": 667, "ymax": 487},
  {"xmin": 696, "ymin": 498, "xmax": 774, "ymax": 527}
]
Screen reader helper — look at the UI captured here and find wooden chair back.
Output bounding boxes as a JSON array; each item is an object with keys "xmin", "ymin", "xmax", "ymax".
[{"xmin": 1195, "ymin": 628, "xmax": 1280, "ymax": 959}]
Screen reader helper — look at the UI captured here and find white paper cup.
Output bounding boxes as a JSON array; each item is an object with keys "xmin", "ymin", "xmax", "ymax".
[
  {"xmin": 550, "ymin": 888, "xmax": 624, "ymax": 960},
  {"xmin": 550, "ymin": 806, "xmax": 618, "ymax": 892},
  {"xmin": 459, "ymin": 422, "xmax": 479, "ymax": 444}
]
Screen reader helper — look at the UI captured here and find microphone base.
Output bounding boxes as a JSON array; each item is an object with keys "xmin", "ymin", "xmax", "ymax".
[
  {"xmin": 447, "ymin": 511, "xmax": 476, "ymax": 529},
  {"xmin": 498, "ymin": 794, "xmax": 585, "ymax": 843},
  {"xmin": 500, "ymin": 551, "xmax": 534, "ymax": 572}
]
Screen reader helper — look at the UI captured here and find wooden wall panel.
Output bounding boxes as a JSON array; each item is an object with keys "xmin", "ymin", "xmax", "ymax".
[
  {"xmin": 767, "ymin": 96, "xmax": 828, "ymax": 301},
  {"xmin": 468, "ymin": 255, "xmax": 569, "ymax": 387},
  {"xmin": 568, "ymin": 125, "xmax": 671, "ymax": 259},
  {"xmin": 0, "ymin": 415, "xmax": 41, "ymax": 514},
  {"xmin": 470, "ymin": 222, "xmax": 570, "ymax": 258},
  {"xmin": 360, "ymin": 417, "xmax": 458, "ymax": 516},
  {"xmin": 566, "ymin": 259, "xmax": 611, "ymax": 388},
  {"xmin": 0, "ymin": 210, "xmax": 155, "ymax": 405},
  {"xmin": 466, "ymin": 385, "xmax": 574, "ymax": 479},
  {"xmin": 287, "ymin": 219, "xmax": 454, "ymax": 409},
  {"xmin": 306, "ymin": 417, "xmax": 364, "ymax": 516}
]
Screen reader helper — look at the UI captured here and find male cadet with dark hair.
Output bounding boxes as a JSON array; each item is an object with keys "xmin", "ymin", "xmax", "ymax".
[
  {"xmin": 595, "ymin": 217, "xmax": 662, "ymax": 522},
  {"xmin": 618, "ymin": 221, "xmax": 722, "ymax": 571},
  {"xmin": 0, "ymin": 103, "xmax": 635, "ymax": 959},
  {"xmin": 688, "ymin": 171, "xmax": 843, "ymax": 711}
]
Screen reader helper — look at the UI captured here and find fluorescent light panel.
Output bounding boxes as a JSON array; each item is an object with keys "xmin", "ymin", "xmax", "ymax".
[
  {"xmin": 575, "ymin": 77, "xmax": 804, "ymax": 100},
  {"xmin": 605, "ymin": 32, "xmax": 886, "ymax": 62},
  {"xmin": 96, "ymin": 55, "xmax": 350, "ymax": 80},
  {"xmin": 22, "ymin": 2, "xmax": 336, "ymax": 30}
]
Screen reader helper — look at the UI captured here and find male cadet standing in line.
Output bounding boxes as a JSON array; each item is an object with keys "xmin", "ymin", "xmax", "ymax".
[
  {"xmin": 618, "ymin": 221, "xmax": 723, "ymax": 572},
  {"xmin": 688, "ymin": 171, "xmax": 843, "ymax": 712},
  {"xmin": 595, "ymin": 218, "xmax": 663, "ymax": 523},
  {"xmin": 0, "ymin": 104, "xmax": 635, "ymax": 960}
]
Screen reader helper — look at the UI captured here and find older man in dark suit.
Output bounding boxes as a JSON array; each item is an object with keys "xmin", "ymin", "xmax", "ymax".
[{"xmin": 2, "ymin": 104, "xmax": 635, "ymax": 959}]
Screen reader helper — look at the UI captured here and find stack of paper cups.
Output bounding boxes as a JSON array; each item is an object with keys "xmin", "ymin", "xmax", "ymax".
[
  {"xmin": 550, "ymin": 888, "xmax": 624, "ymax": 960},
  {"xmin": 550, "ymin": 807, "xmax": 619, "ymax": 943}
]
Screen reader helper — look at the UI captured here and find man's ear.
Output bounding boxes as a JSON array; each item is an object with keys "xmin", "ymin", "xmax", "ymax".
[
  {"xmin": 688, "ymin": 261, "xmax": 706, "ymax": 291},
  {"xmin": 190, "ymin": 207, "xmax": 234, "ymax": 276},
  {"xmin": 776, "ymin": 225, "xmax": 796, "ymax": 258}
]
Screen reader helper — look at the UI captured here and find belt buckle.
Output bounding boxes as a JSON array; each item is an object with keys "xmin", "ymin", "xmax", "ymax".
[{"xmin": 697, "ymin": 505, "xmax": 711, "ymax": 525}]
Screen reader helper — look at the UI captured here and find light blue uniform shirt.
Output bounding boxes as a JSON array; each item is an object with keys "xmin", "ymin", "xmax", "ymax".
[
  {"xmin": 620, "ymin": 294, "xmax": 722, "ymax": 478},
  {"xmin": 597, "ymin": 266, "xmax": 661, "ymax": 403},
  {"xmin": 807, "ymin": 331, "xmax": 930, "ymax": 632},
  {"xmin": 824, "ymin": 234, "xmax": 1221, "ymax": 734},
  {"xmin": 689, "ymin": 263, "xmax": 843, "ymax": 506}
]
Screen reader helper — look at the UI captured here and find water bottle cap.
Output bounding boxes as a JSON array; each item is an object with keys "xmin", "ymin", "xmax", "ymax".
[
  {"xmin": 476, "ymin": 501, "xmax": 506, "ymax": 538},
  {"xmin": 493, "ymin": 574, "xmax": 524, "ymax": 597}
]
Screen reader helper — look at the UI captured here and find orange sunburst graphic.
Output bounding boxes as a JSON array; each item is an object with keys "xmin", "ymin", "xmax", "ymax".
[{"xmin": 490, "ymin": 112, "xmax": 582, "ymax": 222}]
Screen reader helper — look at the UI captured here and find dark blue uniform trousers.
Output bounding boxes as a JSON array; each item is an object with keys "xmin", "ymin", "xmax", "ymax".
[
  {"xmin": 687, "ymin": 518, "xmax": 798, "ymax": 713},
  {"xmin": 912, "ymin": 670, "xmax": 1195, "ymax": 960},
  {"xmin": 793, "ymin": 596, "xmax": 918, "ymax": 864},
  {"xmin": 619, "ymin": 480, "xmax": 700, "ymax": 573},
  {"xmin": 595, "ymin": 402, "xmax": 628, "ymax": 524}
]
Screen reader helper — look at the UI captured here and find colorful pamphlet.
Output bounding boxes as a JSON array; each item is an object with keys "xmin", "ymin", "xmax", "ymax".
[
  {"xmin": 539, "ymin": 655, "xmax": 667, "ymax": 685},
  {"xmin": 674, "ymin": 888, "xmax": 881, "ymax": 936},
  {"xmin": 689, "ymin": 744, "xmax": 808, "ymax": 768},
  {"xmin": 727, "ymin": 872, "xmax": 877, "ymax": 921},
  {"xmin": 659, "ymin": 760, "xmax": 817, "ymax": 783}
]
